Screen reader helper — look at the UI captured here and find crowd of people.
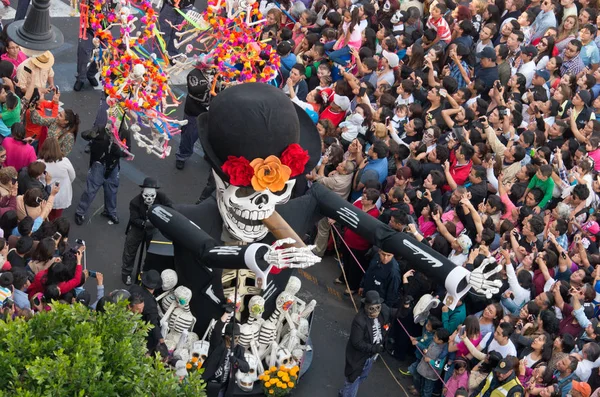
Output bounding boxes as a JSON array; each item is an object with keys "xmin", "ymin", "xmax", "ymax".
[
  {"xmin": 6, "ymin": 0, "xmax": 600, "ymax": 394},
  {"xmin": 222, "ymin": 0, "xmax": 600, "ymax": 396}
]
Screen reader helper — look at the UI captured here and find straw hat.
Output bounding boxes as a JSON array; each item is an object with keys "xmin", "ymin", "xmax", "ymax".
[{"xmin": 31, "ymin": 51, "xmax": 54, "ymax": 69}]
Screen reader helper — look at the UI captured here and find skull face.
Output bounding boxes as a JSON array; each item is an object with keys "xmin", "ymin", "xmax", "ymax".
[
  {"xmin": 161, "ymin": 269, "xmax": 178, "ymax": 291},
  {"xmin": 213, "ymin": 170, "xmax": 296, "ymax": 242},
  {"xmin": 191, "ymin": 340, "xmax": 210, "ymax": 366},
  {"xmin": 366, "ymin": 303, "xmax": 382, "ymax": 318},
  {"xmin": 276, "ymin": 347, "xmax": 296, "ymax": 369},
  {"xmin": 285, "ymin": 276, "xmax": 301, "ymax": 296},
  {"xmin": 391, "ymin": 10, "xmax": 403, "ymax": 24},
  {"xmin": 142, "ymin": 187, "xmax": 157, "ymax": 206},
  {"xmin": 235, "ymin": 353, "xmax": 259, "ymax": 391},
  {"xmin": 174, "ymin": 286, "xmax": 192, "ymax": 306},
  {"xmin": 248, "ymin": 295, "xmax": 265, "ymax": 319},
  {"xmin": 276, "ymin": 292, "xmax": 295, "ymax": 312}
]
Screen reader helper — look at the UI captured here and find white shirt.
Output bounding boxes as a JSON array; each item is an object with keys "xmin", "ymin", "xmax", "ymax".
[
  {"xmin": 41, "ymin": 158, "xmax": 76, "ymax": 209},
  {"xmin": 517, "ymin": 60, "xmax": 536, "ymax": 88},
  {"xmin": 478, "ymin": 333, "xmax": 518, "ymax": 358}
]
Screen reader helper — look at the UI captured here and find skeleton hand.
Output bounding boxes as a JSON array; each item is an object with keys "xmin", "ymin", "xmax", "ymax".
[
  {"xmin": 264, "ymin": 238, "xmax": 321, "ymax": 269},
  {"xmin": 467, "ymin": 257, "xmax": 503, "ymax": 299}
]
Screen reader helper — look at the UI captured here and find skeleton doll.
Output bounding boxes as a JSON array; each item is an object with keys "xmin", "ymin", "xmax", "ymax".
[
  {"xmin": 257, "ymin": 292, "xmax": 296, "ymax": 363},
  {"xmin": 163, "ymin": 286, "xmax": 196, "ymax": 346},
  {"xmin": 157, "ymin": 269, "xmax": 178, "ymax": 317},
  {"xmin": 238, "ymin": 296, "xmax": 265, "ymax": 373},
  {"xmin": 235, "ymin": 353, "xmax": 259, "ymax": 391}
]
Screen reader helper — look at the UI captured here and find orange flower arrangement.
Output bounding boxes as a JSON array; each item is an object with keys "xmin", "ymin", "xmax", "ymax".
[
  {"xmin": 259, "ymin": 365, "xmax": 299, "ymax": 396},
  {"xmin": 221, "ymin": 144, "xmax": 310, "ymax": 192}
]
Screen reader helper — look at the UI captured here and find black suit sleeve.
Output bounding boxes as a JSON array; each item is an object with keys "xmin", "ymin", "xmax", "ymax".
[{"xmin": 128, "ymin": 197, "xmax": 147, "ymax": 229}]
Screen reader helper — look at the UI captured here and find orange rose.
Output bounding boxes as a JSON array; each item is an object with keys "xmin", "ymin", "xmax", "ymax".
[{"xmin": 250, "ymin": 155, "xmax": 291, "ymax": 193}]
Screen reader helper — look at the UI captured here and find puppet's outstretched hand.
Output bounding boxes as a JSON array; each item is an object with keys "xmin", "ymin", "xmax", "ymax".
[{"xmin": 264, "ymin": 238, "xmax": 321, "ymax": 269}]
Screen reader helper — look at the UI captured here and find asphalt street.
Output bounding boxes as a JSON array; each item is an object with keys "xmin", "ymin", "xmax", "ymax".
[{"xmin": 1, "ymin": 2, "xmax": 415, "ymax": 395}]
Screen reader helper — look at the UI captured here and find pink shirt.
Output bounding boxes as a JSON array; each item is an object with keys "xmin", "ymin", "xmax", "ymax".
[
  {"xmin": 2, "ymin": 137, "xmax": 37, "ymax": 171},
  {"xmin": 589, "ymin": 148, "xmax": 600, "ymax": 171},
  {"xmin": 1, "ymin": 52, "xmax": 28, "ymax": 78}
]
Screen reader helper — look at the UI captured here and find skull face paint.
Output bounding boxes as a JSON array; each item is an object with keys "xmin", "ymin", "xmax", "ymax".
[
  {"xmin": 383, "ymin": 0, "xmax": 391, "ymax": 12},
  {"xmin": 213, "ymin": 170, "xmax": 296, "ymax": 242},
  {"xmin": 366, "ymin": 303, "xmax": 382, "ymax": 318},
  {"xmin": 142, "ymin": 187, "xmax": 157, "ymax": 206}
]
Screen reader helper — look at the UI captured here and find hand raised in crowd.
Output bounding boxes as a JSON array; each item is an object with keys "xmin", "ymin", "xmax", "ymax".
[
  {"xmin": 45, "ymin": 171, "xmax": 52, "ymax": 185},
  {"xmin": 403, "ymin": 269, "xmax": 415, "ymax": 284},
  {"xmin": 50, "ymin": 183, "xmax": 60, "ymax": 196}
]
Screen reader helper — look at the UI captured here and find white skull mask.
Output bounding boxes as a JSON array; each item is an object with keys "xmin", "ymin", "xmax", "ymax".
[
  {"xmin": 191, "ymin": 340, "xmax": 210, "ymax": 366},
  {"xmin": 235, "ymin": 353, "xmax": 258, "ymax": 391},
  {"xmin": 391, "ymin": 10, "xmax": 403, "ymax": 24},
  {"xmin": 142, "ymin": 188, "xmax": 157, "ymax": 206},
  {"xmin": 383, "ymin": 0, "xmax": 391, "ymax": 12},
  {"xmin": 213, "ymin": 170, "xmax": 296, "ymax": 243},
  {"xmin": 284, "ymin": 276, "xmax": 301, "ymax": 296}
]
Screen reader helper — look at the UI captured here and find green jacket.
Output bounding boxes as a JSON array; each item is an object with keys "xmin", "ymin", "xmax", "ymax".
[
  {"xmin": 441, "ymin": 303, "xmax": 466, "ymax": 334},
  {"xmin": 526, "ymin": 175, "xmax": 554, "ymax": 209}
]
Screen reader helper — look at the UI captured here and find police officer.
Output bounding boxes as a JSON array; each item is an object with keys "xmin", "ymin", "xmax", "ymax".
[
  {"xmin": 174, "ymin": 67, "xmax": 210, "ymax": 170},
  {"xmin": 472, "ymin": 356, "xmax": 524, "ymax": 397},
  {"xmin": 357, "ymin": 248, "xmax": 401, "ymax": 307},
  {"xmin": 159, "ymin": 0, "xmax": 195, "ymax": 58},
  {"xmin": 73, "ymin": 0, "xmax": 99, "ymax": 91}
]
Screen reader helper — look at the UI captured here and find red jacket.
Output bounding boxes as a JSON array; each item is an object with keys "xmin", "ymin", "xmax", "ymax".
[
  {"xmin": 319, "ymin": 106, "xmax": 346, "ymax": 128},
  {"xmin": 28, "ymin": 264, "xmax": 83, "ymax": 298},
  {"xmin": 442, "ymin": 149, "xmax": 472, "ymax": 192},
  {"xmin": 343, "ymin": 201, "xmax": 379, "ymax": 250}
]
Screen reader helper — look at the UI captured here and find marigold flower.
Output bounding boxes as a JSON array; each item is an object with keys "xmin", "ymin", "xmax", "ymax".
[
  {"xmin": 250, "ymin": 156, "xmax": 291, "ymax": 192},
  {"xmin": 288, "ymin": 382, "xmax": 295, "ymax": 388}
]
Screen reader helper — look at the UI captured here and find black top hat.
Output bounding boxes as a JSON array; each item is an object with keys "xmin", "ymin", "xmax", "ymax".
[
  {"xmin": 362, "ymin": 290, "xmax": 384, "ymax": 305},
  {"xmin": 141, "ymin": 270, "xmax": 162, "ymax": 289},
  {"xmin": 140, "ymin": 177, "xmax": 160, "ymax": 189},
  {"xmin": 198, "ymin": 83, "xmax": 321, "ymax": 185},
  {"xmin": 225, "ymin": 322, "xmax": 242, "ymax": 336}
]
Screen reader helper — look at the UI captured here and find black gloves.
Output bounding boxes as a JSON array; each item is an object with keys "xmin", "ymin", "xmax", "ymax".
[{"xmin": 374, "ymin": 344, "xmax": 384, "ymax": 354}]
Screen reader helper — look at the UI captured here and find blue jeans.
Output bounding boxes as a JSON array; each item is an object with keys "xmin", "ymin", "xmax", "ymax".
[
  {"xmin": 175, "ymin": 112, "xmax": 203, "ymax": 162},
  {"xmin": 411, "ymin": 362, "xmax": 437, "ymax": 397},
  {"xmin": 339, "ymin": 356, "xmax": 375, "ymax": 397},
  {"xmin": 159, "ymin": 3, "xmax": 188, "ymax": 56},
  {"xmin": 327, "ymin": 45, "xmax": 352, "ymax": 66},
  {"xmin": 76, "ymin": 162, "xmax": 119, "ymax": 217},
  {"xmin": 15, "ymin": 0, "xmax": 30, "ymax": 21},
  {"xmin": 76, "ymin": 30, "xmax": 99, "ymax": 83}
]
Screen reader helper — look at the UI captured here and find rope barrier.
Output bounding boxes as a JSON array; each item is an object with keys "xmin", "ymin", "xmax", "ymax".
[{"xmin": 329, "ymin": 223, "xmax": 448, "ymax": 388}]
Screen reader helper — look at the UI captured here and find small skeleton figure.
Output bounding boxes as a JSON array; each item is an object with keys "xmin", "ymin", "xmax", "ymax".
[
  {"xmin": 280, "ymin": 317, "xmax": 309, "ymax": 353},
  {"xmin": 257, "ymin": 292, "xmax": 296, "ymax": 360},
  {"xmin": 162, "ymin": 286, "xmax": 196, "ymax": 344},
  {"xmin": 157, "ymin": 269, "xmax": 178, "ymax": 316},
  {"xmin": 235, "ymin": 353, "xmax": 259, "ymax": 391},
  {"xmin": 105, "ymin": 5, "xmax": 139, "ymax": 52}
]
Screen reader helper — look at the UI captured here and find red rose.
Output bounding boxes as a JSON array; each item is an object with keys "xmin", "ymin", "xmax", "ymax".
[
  {"xmin": 222, "ymin": 156, "xmax": 254, "ymax": 186},
  {"xmin": 280, "ymin": 144, "xmax": 309, "ymax": 177}
]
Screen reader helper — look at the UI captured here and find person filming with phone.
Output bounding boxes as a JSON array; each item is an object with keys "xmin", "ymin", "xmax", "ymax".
[
  {"xmin": 15, "ymin": 184, "xmax": 59, "ymax": 222},
  {"xmin": 37, "ymin": 138, "xmax": 76, "ymax": 221}
]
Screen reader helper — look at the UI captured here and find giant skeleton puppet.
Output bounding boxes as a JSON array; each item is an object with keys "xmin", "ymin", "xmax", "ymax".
[{"xmin": 149, "ymin": 83, "xmax": 502, "ymax": 334}]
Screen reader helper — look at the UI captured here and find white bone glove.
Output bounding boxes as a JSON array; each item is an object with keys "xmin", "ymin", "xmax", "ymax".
[
  {"xmin": 467, "ymin": 257, "xmax": 503, "ymax": 299},
  {"xmin": 264, "ymin": 238, "xmax": 322, "ymax": 269}
]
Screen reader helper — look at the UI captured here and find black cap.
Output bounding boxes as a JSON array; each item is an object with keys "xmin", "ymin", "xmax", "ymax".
[
  {"xmin": 477, "ymin": 47, "xmax": 496, "ymax": 59},
  {"xmin": 225, "ymin": 322, "xmax": 241, "ymax": 336},
  {"xmin": 522, "ymin": 45, "xmax": 538, "ymax": 58},
  {"xmin": 141, "ymin": 270, "xmax": 162, "ymax": 289},
  {"xmin": 361, "ymin": 290, "xmax": 384, "ymax": 305},
  {"xmin": 139, "ymin": 177, "xmax": 160, "ymax": 189},
  {"xmin": 494, "ymin": 356, "xmax": 518, "ymax": 374},
  {"xmin": 76, "ymin": 290, "xmax": 92, "ymax": 306},
  {"xmin": 578, "ymin": 90, "xmax": 592, "ymax": 106}
]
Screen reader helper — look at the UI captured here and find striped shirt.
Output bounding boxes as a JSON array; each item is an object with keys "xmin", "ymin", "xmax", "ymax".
[{"xmin": 427, "ymin": 16, "xmax": 452, "ymax": 44}]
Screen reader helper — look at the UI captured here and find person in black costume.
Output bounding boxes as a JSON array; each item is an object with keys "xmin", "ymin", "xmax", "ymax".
[{"xmin": 121, "ymin": 177, "xmax": 173, "ymax": 285}]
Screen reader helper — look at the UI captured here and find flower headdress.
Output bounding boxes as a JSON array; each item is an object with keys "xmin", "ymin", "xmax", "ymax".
[{"xmin": 221, "ymin": 143, "xmax": 309, "ymax": 192}]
